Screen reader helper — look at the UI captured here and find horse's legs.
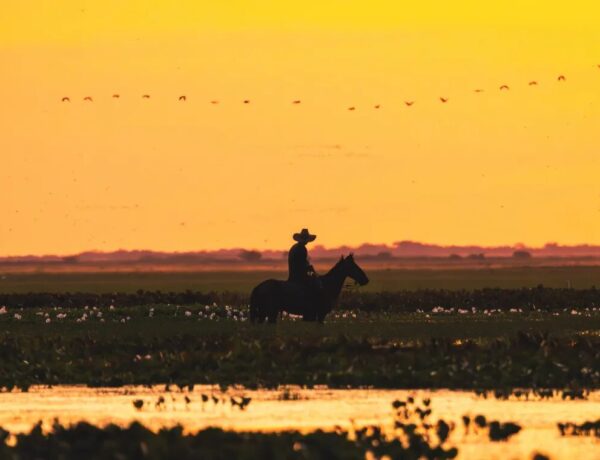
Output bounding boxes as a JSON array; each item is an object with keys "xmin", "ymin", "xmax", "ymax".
[
  {"xmin": 267, "ymin": 309, "xmax": 278, "ymax": 323},
  {"xmin": 302, "ymin": 311, "xmax": 317, "ymax": 322}
]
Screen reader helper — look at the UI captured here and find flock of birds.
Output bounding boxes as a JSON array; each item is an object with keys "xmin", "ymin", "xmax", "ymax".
[{"xmin": 58, "ymin": 72, "xmax": 591, "ymax": 109}]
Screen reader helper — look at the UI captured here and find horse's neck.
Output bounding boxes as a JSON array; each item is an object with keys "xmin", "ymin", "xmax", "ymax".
[{"xmin": 322, "ymin": 263, "xmax": 346, "ymax": 299}]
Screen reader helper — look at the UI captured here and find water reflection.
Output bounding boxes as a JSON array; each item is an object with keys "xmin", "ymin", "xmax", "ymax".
[{"xmin": 0, "ymin": 386, "xmax": 598, "ymax": 459}]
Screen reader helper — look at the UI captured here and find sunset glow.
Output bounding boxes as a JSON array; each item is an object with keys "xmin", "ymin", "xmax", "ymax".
[{"xmin": 2, "ymin": 1, "xmax": 599, "ymax": 255}]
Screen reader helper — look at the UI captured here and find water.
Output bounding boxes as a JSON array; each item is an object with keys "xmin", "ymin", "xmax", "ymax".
[{"xmin": 0, "ymin": 386, "xmax": 598, "ymax": 459}]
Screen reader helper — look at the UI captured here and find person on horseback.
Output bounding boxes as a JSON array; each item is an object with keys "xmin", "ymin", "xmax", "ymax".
[{"xmin": 288, "ymin": 228, "xmax": 320, "ymax": 295}]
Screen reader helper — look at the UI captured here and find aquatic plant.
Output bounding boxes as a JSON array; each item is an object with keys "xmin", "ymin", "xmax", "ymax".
[{"xmin": 557, "ymin": 419, "xmax": 600, "ymax": 437}]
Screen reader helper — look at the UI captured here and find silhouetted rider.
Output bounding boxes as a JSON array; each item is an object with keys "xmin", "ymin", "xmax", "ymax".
[{"xmin": 288, "ymin": 228, "xmax": 317, "ymax": 285}]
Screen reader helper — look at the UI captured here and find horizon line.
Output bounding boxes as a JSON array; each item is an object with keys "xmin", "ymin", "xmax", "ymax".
[{"xmin": 3, "ymin": 240, "xmax": 600, "ymax": 260}]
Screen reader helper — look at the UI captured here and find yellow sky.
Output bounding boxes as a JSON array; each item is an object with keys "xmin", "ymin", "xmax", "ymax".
[{"xmin": 1, "ymin": 1, "xmax": 599, "ymax": 255}]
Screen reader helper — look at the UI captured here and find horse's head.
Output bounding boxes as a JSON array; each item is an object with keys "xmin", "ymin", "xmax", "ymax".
[{"xmin": 340, "ymin": 253, "xmax": 369, "ymax": 286}]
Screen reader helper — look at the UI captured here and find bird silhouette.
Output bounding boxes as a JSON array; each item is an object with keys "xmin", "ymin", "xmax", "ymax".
[
  {"xmin": 347, "ymin": 106, "xmax": 356, "ymax": 111},
  {"xmin": 499, "ymin": 85, "xmax": 510, "ymax": 90},
  {"xmin": 61, "ymin": 97, "xmax": 70, "ymax": 102},
  {"xmin": 83, "ymin": 96, "xmax": 93, "ymax": 102},
  {"xmin": 292, "ymin": 100, "xmax": 301, "ymax": 104},
  {"xmin": 528, "ymin": 81, "xmax": 538, "ymax": 86},
  {"xmin": 178, "ymin": 95, "xmax": 186, "ymax": 101},
  {"xmin": 132, "ymin": 399, "xmax": 144, "ymax": 410},
  {"xmin": 210, "ymin": 100, "xmax": 219, "ymax": 104},
  {"xmin": 243, "ymin": 99, "xmax": 250, "ymax": 104},
  {"xmin": 439, "ymin": 97, "xmax": 448, "ymax": 103},
  {"xmin": 558, "ymin": 75, "xmax": 566, "ymax": 81},
  {"xmin": 474, "ymin": 89, "xmax": 484, "ymax": 93},
  {"xmin": 142, "ymin": 94, "xmax": 150, "ymax": 99},
  {"xmin": 374, "ymin": 105, "xmax": 381, "ymax": 109},
  {"xmin": 112, "ymin": 94, "xmax": 120, "ymax": 98},
  {"xmin": 405, "ymin": 101, "xmax": 414, "ymax": 106}
]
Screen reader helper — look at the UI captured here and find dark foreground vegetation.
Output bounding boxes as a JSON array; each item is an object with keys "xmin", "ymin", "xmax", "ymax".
[
  {"xmin": 2, "ymin": 286, "xmax": 600, "ymax": 312},
  {"xmin": 0, "ymin": 398, "xmax": 494, "ymax": 460},
  {"xmin": 0, "ymin": 304, "xmax": 598, "ymax": 389}
]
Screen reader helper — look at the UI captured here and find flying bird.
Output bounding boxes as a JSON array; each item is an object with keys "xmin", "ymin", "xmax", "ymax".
[
  {"xmin": 405, "ymin": 101, "xmax": 414, "ymax": 106},
  {"xmin": 292, "ymin": 100, "xmax": 301, "ymax": 104},
  {"xmin": 112, "ymin": 94, "xmax": 120, "ymax": 98},
  {"xmin": 178, "ymin": 95, "xmax": 186, "ymax": 101},
  {"xmin": 528, "ymin": 81, "xmax": 538, "ymax": 86},
  {"xmin": 439, "ymin": 97, "xmax": 448, "ymax": 103},
  {"xmin": 61, "ymin": 97, "xmax": 70, "ymax": 102},
  {"xmin": 243, "ymin": 99, "xmax": 250, "ymax": 104},
  {"xmin": 557, "ymin": 75, "xmax": 566, "ymax": 81},
  {"xmin": 210, "ymin": 100, "xmax": 219, "ymax": 104},
  {"xmin": 474, "ymin": 89, "xmax": 484, "ymax": 93},
  {"xmin": 499, "ymin": 85, "xmax": 510, "ymax": 90},
  {"xmin": 374, "ymin": 105, "xmax": 381, "ymax": 109},
  {"xmin": 83, "ymin": 96, "xmax": 93, "ymax": 102},
  {"xmin": 142, "ymin": 94, "xmax": 150, "ymax": 99}
]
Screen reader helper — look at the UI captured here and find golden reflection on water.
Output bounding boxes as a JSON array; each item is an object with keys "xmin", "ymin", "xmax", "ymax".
[{"xmin": 0, "ymin": 386, "xmax": 598, "ymax": 460}]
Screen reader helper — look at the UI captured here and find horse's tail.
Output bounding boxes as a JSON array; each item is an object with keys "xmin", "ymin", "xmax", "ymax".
[{"xmin": 249, "ymin": 285, "xmax": 260, "ymax": 322}]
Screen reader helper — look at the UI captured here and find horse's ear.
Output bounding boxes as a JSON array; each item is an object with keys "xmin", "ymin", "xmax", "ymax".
[
  {"xmin": 348, "ymin": 253, "xmax": 354, "ymax": 259},
  {"xmin": 339, "ymin": 255, "xmax": 345, "ymax": 261}
]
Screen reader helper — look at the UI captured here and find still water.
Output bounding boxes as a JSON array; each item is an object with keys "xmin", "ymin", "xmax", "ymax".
[{"xmin": 0, "ymin": 386, "xmax": 598, "ymax": 459}]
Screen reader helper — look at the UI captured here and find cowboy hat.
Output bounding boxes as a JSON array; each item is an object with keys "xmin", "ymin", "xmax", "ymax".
[{"xmin": 293, "ymin": 228, "xmax": 317, "ymax": 243}]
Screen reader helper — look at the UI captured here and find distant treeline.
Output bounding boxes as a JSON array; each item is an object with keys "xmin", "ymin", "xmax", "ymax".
[{"xmin": 1, "ymin": 286, "xmax": 600, "ymax": 311}]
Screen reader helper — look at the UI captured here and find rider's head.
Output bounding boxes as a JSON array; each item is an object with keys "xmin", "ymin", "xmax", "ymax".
[{"xmin": 293, "ymin": 228, "xmax": 316, "ymax": 245}]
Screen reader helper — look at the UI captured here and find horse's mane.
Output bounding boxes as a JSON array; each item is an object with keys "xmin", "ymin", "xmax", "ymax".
[{"xmin": 323, "ymin": 256, "xmax": 347, "ymax": 277}]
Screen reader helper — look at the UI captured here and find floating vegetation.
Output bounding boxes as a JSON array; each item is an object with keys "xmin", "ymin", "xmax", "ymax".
[
  {"xmin": 474, "ymin": 388, "xmax": 590, "ymax": 400},
  {"xmin": 557, "ymin": 420, "xmax": 600, "ymax": 437},
  {"xmin": 0, "ymin": 398, "xmax": 467, "ymax": 459}
]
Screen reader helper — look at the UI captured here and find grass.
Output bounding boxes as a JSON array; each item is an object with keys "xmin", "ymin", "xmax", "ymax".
[
  {"xmin": 0, "ymin": 268, "xmax": 598, "ymax": 390},
  {"xmin": 0, "ymin": 305, "xmax": 598, "ymax": 390},
  {"xmin": 1, "ymin": 265, "xmax": 600, "ymax": 293}
]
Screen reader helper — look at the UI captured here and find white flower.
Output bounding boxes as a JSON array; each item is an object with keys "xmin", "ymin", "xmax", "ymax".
[
  {"xmin": 14, "ymin": 313, "xmax": 22, "ymax": 320},
  {"xmin": 97, "ymin": 312, "xmax": 102, "ymax": 318},
  {"xmin": 109, "ymin": 305, "xmax": 115, "ymax": 311},
  {"xmin": 45, "ymin": 318, "xmax": 51, "ymax": 324},
  {"xmin": 0, "ymin": 306, "xmax": 7, "ymax": 315},
  {"xmin": 121, "ymin": 318, "xmax": 126, "ymax": 323},
  {"xmin": 185, "ymin": 311, "xmax": 192, "ymax": 317}
]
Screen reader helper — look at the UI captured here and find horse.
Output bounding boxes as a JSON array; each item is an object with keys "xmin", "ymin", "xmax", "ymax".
[{"xmin": 249, "ymin": 254, "xmax": 369, "ymax": 323}]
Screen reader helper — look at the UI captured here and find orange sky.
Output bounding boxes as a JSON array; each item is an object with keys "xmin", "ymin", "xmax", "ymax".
[{"xmin": 1, "ymin": 1, "xmax": 599, "ymax": 255}]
